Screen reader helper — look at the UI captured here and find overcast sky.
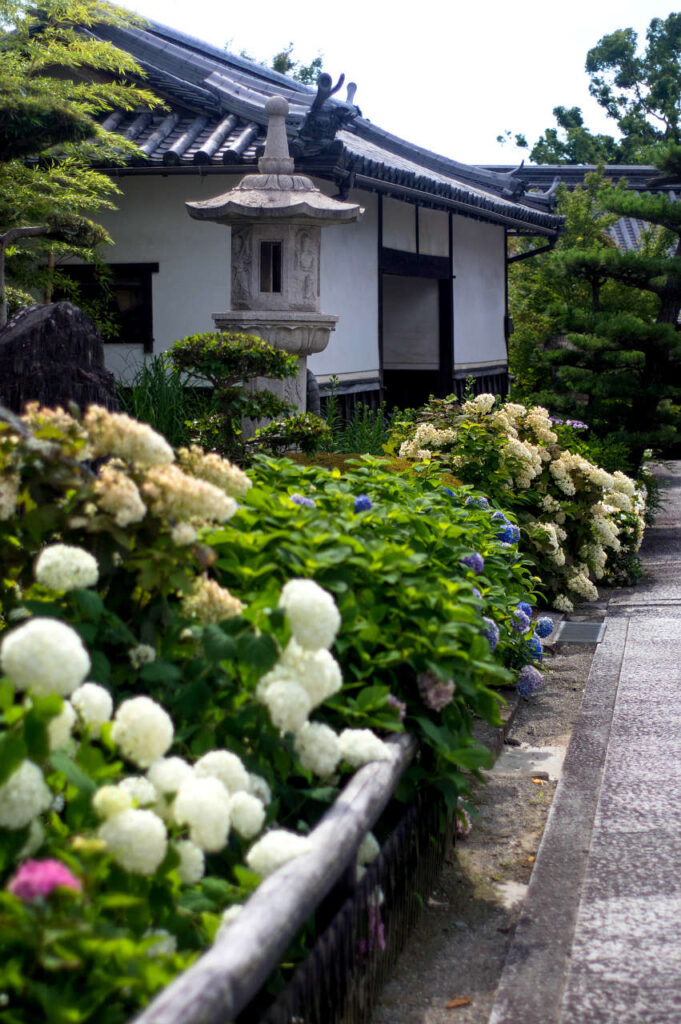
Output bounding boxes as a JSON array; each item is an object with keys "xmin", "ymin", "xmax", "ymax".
[{"xmin": 118, "ymin": 0, "xmax": 664, "ymax": 165}]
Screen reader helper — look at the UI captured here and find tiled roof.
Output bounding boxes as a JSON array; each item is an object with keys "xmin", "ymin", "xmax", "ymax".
[
  {"xmin": 88, "ymin": 19, "xmax": 563, "ymax": 236},
  {"xmin": 487, "ymin": 165, "xmax": 679, "ymax": 251}
]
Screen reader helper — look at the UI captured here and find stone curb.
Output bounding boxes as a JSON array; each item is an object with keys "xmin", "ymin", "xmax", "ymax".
[{"xmin": 487, "ymin": 613, "xmax": 629, "ymax": 1024}]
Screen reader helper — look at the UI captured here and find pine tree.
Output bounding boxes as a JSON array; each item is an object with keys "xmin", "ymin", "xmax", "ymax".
[{"xmin": 513, "ymin": 157, "xmax": 681, "ymax": 470}]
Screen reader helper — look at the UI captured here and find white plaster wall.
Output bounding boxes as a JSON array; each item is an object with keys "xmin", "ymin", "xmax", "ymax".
[
  {"xmin": 419, "ymin": 208, "xmax": 449, "ymax": 257},
  {"xmin": 92, "ymin": 175, "xmax": 379, "ymax": 383},
  {"xmin": 311, "ymin": 186, "xmax": 379, "ymax": 380},
  {"xmin": 382, "ymin": 197, "xmax": 417, "ymax": 252},
  {"xmin": 451, "ymin": 217, "xmax": 507, "ymax": 368},
  {"xmin": 382, "ymin": 275, "xmax": 439, "ymax": 370},
  {"xmin": 95, "ymin": 174, "xmax": 236, "ymax": 377}
]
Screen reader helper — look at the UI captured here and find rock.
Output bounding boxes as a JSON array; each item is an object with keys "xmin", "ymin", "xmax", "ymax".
[{"xmin": 0, "ymin": 301, "xmax": 118, "ymax": 413}]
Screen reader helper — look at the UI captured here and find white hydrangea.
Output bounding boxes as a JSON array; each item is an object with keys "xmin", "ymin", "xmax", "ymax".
[
  {"xmin": 94, "ymin": 461, "xmax": 148, "ymax": 527},
  {"xmin": 142, "ymin": 464, "xmax": 237, "ymax": 523},
  {"xmin": 1, "ymin": 617, "xmax": 90, "ymax": 697},
  {"xmin": 99, "ymin": 808, "xmax": 168, "ymax": 875},
  {"xmin": 128, "ymin": 643, "xmax": 156, "ymax": 669},
  {"xmin": 612, "ymin": 470, "xmax": 636, "ymax": 498},
  {"xmin": 71, "ymin": 682, "xmax": 113, "ymax": 737},
  {"xmin": 0, "ymin": 471, "xmax": 19, "ymax": 521},
  {"xmin": 173, "ymin": 839, "xmax": 205, "ymax": 884},
  {"xmin": 194, "ymin": 750, "xmax": 250, "ymax": 794},
  {"xmin": 0, "ymin": 760, "xmax": 52, "ymax": 829},
  {"xmin": 111, "ymin": 696, "xmax": 174, "ymax": 768},
  {"xmin": 214, "ymin": 904, "xmax": 243, "ymax": 943},
  {"xmin": 338, "ymin": 729, "xmax": 392, "ymax": 768},
  {"xmin": 48, "ymin": 700, "xmax": 77, "ymax": 751},
  {"xmin": 357, "ymin": 831, "xmax": 380, "ymax": 865},
  {"xmin": 294, "ymin": 722, "xmax": 341, "ymax": 777},
  {"xmin": 84, "ymin": 405, "xmax": 174, "ymax": 468},
  {"xmin": 278, "ymin": 579, "xmax": 341, "ymax": 651},
  {"xmin": 34, "ymin": 544, "xmax": 99, "ymax": 592},
  {"xmin": 567, "ymin": 569, "xmax": 599, "ymax": 602},
  {"xmin": 462, "ymin": 393, "xmax": 496, "ymax": 416},
  {"xmin": 173, "ymin": 776, "xmax": 231, "ymax": 853},
  {"xmin": 248, "ymin": 773, "xmax": 272, "ymax": 806},
  {"xmin": 277, "ymin": 640, "xmax": 342, "ymax": 708},
  {"xmin": 261, "ymin": 679, "xmax": 311, "ymax": 733},
  {"xmin": 178, "ymin": 446, "xmax": 252, "ymax": 499},
  {"xmin": 228, "ymin": 792, "xmax": 266, "ymax": 839},
  {"xmin": 119, "ymin": 776, "xmax": 157, "ymax": 807},
  {"xmin": 554, "ymin": 594, "xmax": 574, "ymax": 613},
  {"xmin": 246, "ymin": 829, "xmax": 312, "ymax": 878},
  {"xmin": 93, "ymin": 785, "xmax": 133, "ymax": 819},
  {"xmin": 170, "ymin": 522, "xmax": 197, "ymax": 546},
  {"xmin": 147, "ymin": 756, "xmax": 193, "ymax": 796}
]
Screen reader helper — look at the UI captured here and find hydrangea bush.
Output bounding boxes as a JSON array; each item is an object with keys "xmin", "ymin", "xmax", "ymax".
[
  {"xmin": 0, "ymin": 404, "xmax": 549, "ymax": 1020},
  {"xmin": 390, "ymin": 394, "xmax": 646, "ymax": 610}
]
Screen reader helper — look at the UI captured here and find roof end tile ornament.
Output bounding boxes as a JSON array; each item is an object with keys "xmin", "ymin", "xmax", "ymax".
[{"xmin": 290, "ymin": 73, "xmax": 361, "ymax": 161}]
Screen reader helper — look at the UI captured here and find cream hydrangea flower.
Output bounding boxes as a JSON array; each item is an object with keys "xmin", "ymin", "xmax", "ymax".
[
  {"xmin": 111, "ymin": 696, "xmax": 174, "ymax": 768},
  {"xmin": 261, "ymin": 679, "xmax": 311, "ymax": 733},
  {"xmin": 93, "ymin": 785, "xmax": 133, "ymax": 820},
  {"xmin": 338, "ymin": 729, "xmax": 392, "ymax": 768},
  {"xmin": 177, "ymin": 446, "xmax": 252, "ymax": 498},
  {"xmin": 71, "ymin": 683, "xmax": 113, "ymax": 737},
  {"xmin": 294, "ymin": 722, "xmax": 341, "ymax": 777},
  {"xmin": 181, "ymin": 578, "xmax": 243, "ymax": 624},
  {"xmin": 147, "ymin": 756, "xmax": 193, "ymax": 796},
  {"xmin": 245, "ymin": 829, "xmax": 312, "ymax": 878},
  {"xmin": 34, "ymin": 544, "xmax": 99, "ymax": 592},
  {"xmin": 94, "ymin": 463, "xmax": 147, "ymax": 526},
  {"xmin": 173, "ymin": 776, "xmax": 231, "ymax": 853},
  {"xmin": 228, "ymin": 792, "xmax": 266, "ymax": 839},
  {"xmin": 278, "ymin": 579, "xmax": 341, "ymax": 651},
  {"xmin": 0, "ymin": 760, "xmax": 52, "ymax": 829},
  {"xmin": 462, "ymin": 393, "xmax": 496, "ymax": 416},
  {"xmin": 48, "ymin": 700, "xmax": 77, "ymax": 751},
  {"xmin": 129, "ymin": 644, "xmax": 156, "ymax": 669},
  {"xmin": 173, "ymin": 839, "xmax": 205, "ymax": 884},
  {"xmin": 142, "ymin": 464, "xmax": 237, "ymax": 523},
  {"xmin": 84, "ymin": 405, "xmax": 174, "ymax": 467},
  {"xmin": 194, "ymin": 750, "xmax": 250, "ymax": 794},
  {"xmin": 170, "ymin": 522, "xmax": 197, "ymax": 546},
  {"xmin": 554, "ymin": 594, "xmax": 574, "ymax": 613},
  {"xmin": 1, "ymin": 618, "xmax": 90, "ymax": 697},
  {"xmin": 118, "ymin": 776, "xmax": 157, "ymax": 807},
  {"xmin": 99, "ymin": 808, "xmax": 168, "ymax": 875},
  {"xmin": 248, "ymin": 773, "xmax": 272, "ymax": 806}
]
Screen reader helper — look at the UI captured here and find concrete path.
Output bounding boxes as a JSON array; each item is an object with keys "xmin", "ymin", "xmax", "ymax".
[{"xmin": 489, "ymin": 463, "xmax": 681, "ymax": 1024}]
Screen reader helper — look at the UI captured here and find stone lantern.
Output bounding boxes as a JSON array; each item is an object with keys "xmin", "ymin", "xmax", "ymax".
[{"xmin": 186, "ymin": 96, "xmax": 362, "ymax": 411}]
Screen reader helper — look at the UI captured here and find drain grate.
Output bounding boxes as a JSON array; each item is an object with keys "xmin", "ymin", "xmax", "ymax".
[{"xmin": 554, "ymin": 620, "xmax": 606, "ymax": 644}]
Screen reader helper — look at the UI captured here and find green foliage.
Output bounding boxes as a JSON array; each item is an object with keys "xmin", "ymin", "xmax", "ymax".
[
  {"xmin": 509, "ymin": 169, "xmax": 681, "ymax": 469},
  {"xmin": 169, "ymin": 332, "xmax": 297, "ymax": 460},
  {"xmin": 320, "ymin": 377, "xmax": 400, "ymax": 455},
  {"xmin": 0, "ymin": 0, "xmax": 162, "ymax": 322},
  {"xmin": 510, "ymin": 13, "xmax": 681, "ymax": 163},
  {"xmin": 251, "ymin": 412, "xmax": 331, "ymax": 456},
  {"xmin": 117, "ymin": 355, "xmax": 210, "ymax": 450},
  {"xmin": 270, "ymin": 43, "xmax": 323, "ymax": 85}
]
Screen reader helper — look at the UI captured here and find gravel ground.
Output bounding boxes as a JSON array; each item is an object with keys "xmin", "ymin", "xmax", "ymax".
[{"xmin": 371, "ymin": 602, "xmax": 608, "ymax": 1024}]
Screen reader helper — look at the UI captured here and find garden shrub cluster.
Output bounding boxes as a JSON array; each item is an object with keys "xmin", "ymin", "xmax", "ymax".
[
  {"xmin": 391, "ymin": 393, "xmax": 647, "ymax": 610},
  {"xmin": 0, "ymin": 403, "xmax": 551, "ymax": 1021}
]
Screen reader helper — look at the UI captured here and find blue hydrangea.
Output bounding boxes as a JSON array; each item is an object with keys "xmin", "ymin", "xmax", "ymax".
[
  {"xmin": 527, "ymin": 635, "xmax": 543, "ymax": 661},
  {"xmin": 516, "ymin": 601, "xmax": 533, "ymax": 618},
  {"xmin": 442, "ymin": 487, "xmax": 456, "ymax": 498},
  {"xmin": 472, "ymin": 587, "xmax": 482, "ymax": 599},
  {"xmin": 460, "ymin": 552, "xmax": 484, "ymax": 575},
  {"xmin": 512, "ymin": 609, "xmax": 531, "ymax": 634},
  {"xmin": 354, "ymin": 494, "xmax": 373, "ymax": 512},
  {"xmin": 482, "ymin": 617, "xmax": 499, "ymax": 653},
  {"xmin": 535, "ymin": 616, "xmax": 554, "ymax": 639},
  {"xmin": 496, "ymin": 523, "xmax": 521, "ymax": 544},
  {"xmin": 290, "ymin": 494, "xmax": 315, "ymax": 508},
  {"xmin": 516, "ymin": 665, "xmax": 543, "ymax": 697},
  {"xmin": 465, "ymin": 496, "xmax": 490, "ymax": 510},
  {"xmin": 491, "ymin": 511, "xmax": 509, "ymax": 524}
]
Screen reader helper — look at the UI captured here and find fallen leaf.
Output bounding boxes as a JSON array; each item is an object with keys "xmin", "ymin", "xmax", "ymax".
[
  {"xmin": 528, "ymin": 856, "xmax": 535, "ymax": 863},
  {"xmin": 531, "ymin": 778, "xmax": 545, "ymax": 785},
  {"xmin": 445, "ymin": 996, "xmax": 472, "ymax": 1009}
]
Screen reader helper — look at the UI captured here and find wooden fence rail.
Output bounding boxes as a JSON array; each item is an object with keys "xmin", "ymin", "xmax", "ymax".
[{"xmin": 133, "ymin": 733, "xmax": 417, "ymax": 1024}]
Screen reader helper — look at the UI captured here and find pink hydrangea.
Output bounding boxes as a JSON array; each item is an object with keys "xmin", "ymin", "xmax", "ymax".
[{"xmin": 8, "ymin": 859, "xmax": 81, "ymax": 902}]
